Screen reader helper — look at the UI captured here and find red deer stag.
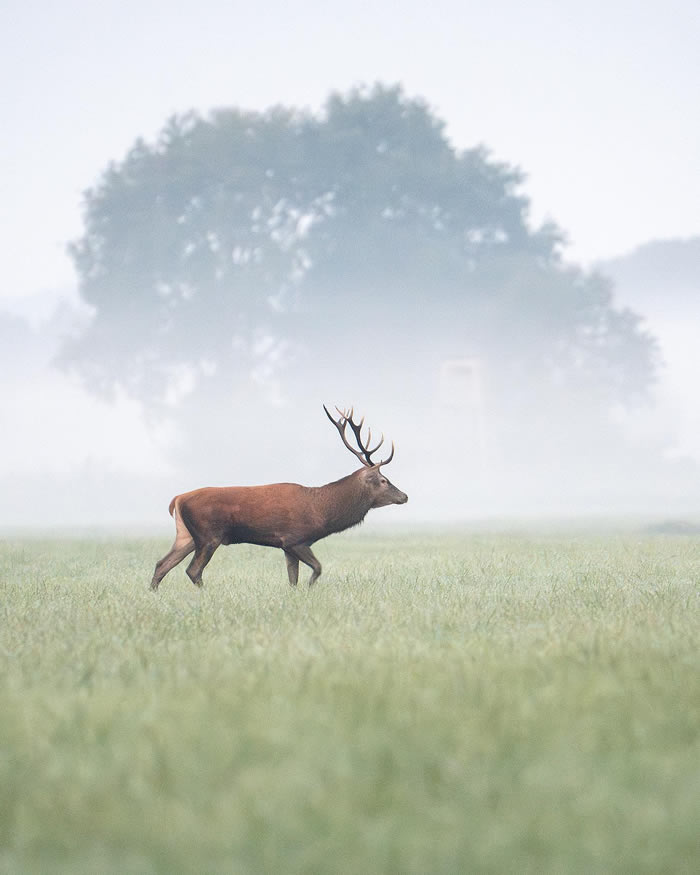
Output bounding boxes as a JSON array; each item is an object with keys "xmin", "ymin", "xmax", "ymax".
[{"xmin": 150, "ymin": 405, "xmax": 407, "ymax": 590}]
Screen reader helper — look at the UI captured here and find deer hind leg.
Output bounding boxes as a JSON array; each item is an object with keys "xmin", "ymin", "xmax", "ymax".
[
  {"xmin": 186, "ymin": 540, "xmax": 220, "ymax": 588},
  {"xmin": 150, "ymin": 511, "xmax": 195, "ymax": 590},
  {"xmin": 284, "ymin": 550, "xmax": 300, "ymax": 587},
  {"xmin": 150, "ymin": 542, "xmax": 195, "ymax": 590},
  {"xmin": 290, "ymin": 545, "xmax": 322, "ymax": 587}
]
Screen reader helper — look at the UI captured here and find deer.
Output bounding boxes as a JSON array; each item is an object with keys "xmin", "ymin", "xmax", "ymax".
[{"xmin": 150, "ymin": 405, "xmax": 408, "ymax": 590}]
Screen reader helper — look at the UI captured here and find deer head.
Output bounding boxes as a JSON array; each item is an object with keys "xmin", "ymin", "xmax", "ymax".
[{"xmin": 323, "ymin": 405, "xmax": 408, "ymax": 508}]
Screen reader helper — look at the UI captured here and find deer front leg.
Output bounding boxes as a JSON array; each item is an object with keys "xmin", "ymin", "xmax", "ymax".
[
  {"xmin": 284, "ymin": 550, "xmax": 300, "ymax": 587},
  {"xmin": 290, "ymin": 545, "xmax": 322, "ymax": 587}
]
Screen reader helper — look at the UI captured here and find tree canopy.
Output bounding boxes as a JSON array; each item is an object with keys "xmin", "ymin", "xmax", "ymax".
[{"xmin": 63, "ymin": 84, "xmax": 657, "ymax": 471}]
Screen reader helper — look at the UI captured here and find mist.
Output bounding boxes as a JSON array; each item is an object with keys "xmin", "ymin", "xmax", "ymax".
[
  {"xmin": 3, "ymin": 0, "xmax": 699, "ymax": 534},
  {"xmin": 2, "ymin": 82, "xmax": 699, "ymax": 532},
  {"xmin": 2, "ymin": 246, "xmax": 699, "ymax": 531}
]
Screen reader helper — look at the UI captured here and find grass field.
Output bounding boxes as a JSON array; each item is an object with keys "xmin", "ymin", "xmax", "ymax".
[{"xmin": 1, "ymin": 531, "xmax": 698, "ymax": 873}]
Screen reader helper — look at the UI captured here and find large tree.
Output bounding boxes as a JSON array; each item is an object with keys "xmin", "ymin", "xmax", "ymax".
[{"xmin": 63, "ymin": 85, "xmax": 656, "ymax": 477}]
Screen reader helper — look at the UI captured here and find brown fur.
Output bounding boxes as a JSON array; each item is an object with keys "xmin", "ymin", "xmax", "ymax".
[{"xmin": 150, "ymin": 465, "xmax": 407, "ymax": 590}]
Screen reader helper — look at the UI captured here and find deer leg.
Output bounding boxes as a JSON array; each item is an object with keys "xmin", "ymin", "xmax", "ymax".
[
  {"xmin": 290, "ymin": 545, "xmax": 322, "ymax": 587},
  {"xmin": 150, "ymin": 539, "xmax": 195, "ymax": 590},
  {"xmin": 185, "ymin": 540, "xmax": 220, "ymax": 588},
  {"xmin": 151, "ymin": 506, "xmax": 196, "ymax": 591},
  {"xmin": 284, "ymin": 550, "xmax": 300, "ymax": 587}
]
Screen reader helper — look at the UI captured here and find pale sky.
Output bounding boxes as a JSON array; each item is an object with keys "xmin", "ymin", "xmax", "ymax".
[{"xmin": 1, "ymin": 0, "xmax": 699, "ymax": 311}]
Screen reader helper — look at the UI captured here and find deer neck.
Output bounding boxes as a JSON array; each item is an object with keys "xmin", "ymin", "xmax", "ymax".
[{"xmin": 318, "ymin": 473, "xmax": 372, "ymax": 535}]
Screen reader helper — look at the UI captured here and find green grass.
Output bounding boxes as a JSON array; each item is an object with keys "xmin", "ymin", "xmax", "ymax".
[{"xmin": 1, "ymin": 532, "xmax": 698, "ymax": 873}]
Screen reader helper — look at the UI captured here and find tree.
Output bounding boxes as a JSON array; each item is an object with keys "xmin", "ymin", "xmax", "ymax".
[{"xmin": 62, "ymin": 84, "xmax": 657, "ymax": 479}]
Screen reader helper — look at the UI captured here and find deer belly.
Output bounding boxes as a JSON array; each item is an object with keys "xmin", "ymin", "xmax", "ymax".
[
  {"xmin": 219, "ymin": 496, "xmax": 316, "ymax": 548},
  {"xmin": 221, "ymin": 524, "xmax": 283, "ymax": 548}
]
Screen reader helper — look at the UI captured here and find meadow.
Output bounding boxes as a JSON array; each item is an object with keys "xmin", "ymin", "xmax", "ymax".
[{"xmin": 1, "ymin": 531, "xmax": 698, "ymax": 873}]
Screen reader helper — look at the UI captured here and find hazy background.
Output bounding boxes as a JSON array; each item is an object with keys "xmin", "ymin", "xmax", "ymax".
[{"xmin": 1, "ymin": 0, "xmax": 699, "ymax": 529}]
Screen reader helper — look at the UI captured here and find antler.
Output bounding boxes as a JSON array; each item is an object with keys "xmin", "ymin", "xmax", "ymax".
[{"xmin": 323, "ymin": 405, "xmax": 395, "ymax": 467}]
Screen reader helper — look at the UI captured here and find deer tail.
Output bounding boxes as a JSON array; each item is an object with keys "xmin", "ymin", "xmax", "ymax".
[{"xmin": 168, "ymin": 496, "xmax": 178, "ymax": 517}]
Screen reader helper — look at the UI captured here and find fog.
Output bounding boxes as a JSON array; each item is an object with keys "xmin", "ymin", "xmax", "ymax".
[
  {"xmin": 2, "ymin": 237, "xmax": 699, "ymax": 531},
  {"xmin": 2, "ymin": 0, "xmax": 699, "ymax": 531}
]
